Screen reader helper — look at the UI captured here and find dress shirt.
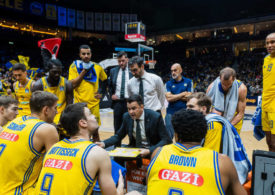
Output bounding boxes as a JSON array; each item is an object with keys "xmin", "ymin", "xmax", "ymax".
[
  {"xmin": 132, "ymin": 111, "xmax": 148, "ymax": 146},
  {"xmin": 115, "ymin": 66, "xmax": 130, "ymax": 99},
  {"xmin": 127, "ymin": 71, "xmax": 165, "ymax": 111}
]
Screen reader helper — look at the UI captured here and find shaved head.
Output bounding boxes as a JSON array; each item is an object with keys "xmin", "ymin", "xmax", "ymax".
[
  {"xmin": 171, "ymin": 63, "xmax": 183, "ymax": 81},
  {"xmin": 266, "ymin": 33, "xmax": 275, "ymax": 56},
  {"xmin": 266, "ymin": 33, "xmax": 275, "ymax": 39},
  {"xmin": 171, "ymin": 63, "xmax": 182, "ymax": 70}
]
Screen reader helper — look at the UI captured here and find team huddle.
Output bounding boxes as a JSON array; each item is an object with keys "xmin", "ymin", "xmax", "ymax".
[{"xmin": 0, "ymin": 33, "xmax": 274, "ymax": 195}]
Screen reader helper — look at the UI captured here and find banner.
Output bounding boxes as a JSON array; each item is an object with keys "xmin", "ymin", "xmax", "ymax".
[
  {"xmin": 86, "ymin": 12, "xmax": 94, "ymax": 30},
  {"xmin": 95, "ymin": 12, "xmax": 103, "ymax": 31},
  {"xmin": 112, "ymin": 13, "xmax": 120, "ymax": 31},
  {"xmin": 130, "ymin": 14, "xmax": 138, "ymax": 22},
  {"xmin": 30, "ymin": 2, "xmax": 43, "ymax": 16},
  {"xmin": 104, "ymin": 13, "xmax": 111, "ymax": 31},
  {"xmin": 76, "ymin": 10, "xmax": 85, "ymax": 30},
  {"xmin": 246, "ymin": 96, "xmax": 258, "ymax": 106},
  {"xmin": 67, "ymin": 8, "xmax": 76, "ymax": 28},
  {"xmin": 121, "ymin": 14, "xmax": 129, "ymax": 32},
  {"xmin": 45, "ymin": 4, "xmax": 56, "ymax": 20},
  {"xmin": 58, "ymin": 6, "xmax": 67, "ymax": 26}
]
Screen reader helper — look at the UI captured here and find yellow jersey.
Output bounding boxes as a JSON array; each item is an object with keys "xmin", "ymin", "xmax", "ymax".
[
  {"xmin": 41, "ymin": 76, "xmax": 66, "ymax": 124},
  {"xmin": 68, "ymin": 62, "xmax": 107, "ymax": 109},
  {"xmin": 14, "ymin": 79, "xmax": 33, "ymax": 117},
  {"xmin": 0, "ymin": 116, "xmax": 45, "ymax": 195},
  {"xmin": 204, "ymin": 121, "xmax": 223, "ymax": 153},
  {"xmin": 35, "ymin": 139, "xmax": 97, "ymax": 195},
  {"xmin": 147, "ymin": 143, "xmax": 224, "ymax": 195},
  {"xmin": 262, "ymin": 55, "xmax": 275, "ymax": 112}
]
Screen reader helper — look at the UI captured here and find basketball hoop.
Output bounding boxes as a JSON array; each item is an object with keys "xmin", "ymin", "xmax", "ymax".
[{"xmin": 145, "ymin": 60, "xmax": 156, "ymax": 69}]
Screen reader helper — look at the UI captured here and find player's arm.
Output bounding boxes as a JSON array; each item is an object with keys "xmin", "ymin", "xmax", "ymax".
[
  {"xmin": 230, "ymin": 84, "xmax": 247, "ymax": 126},
  {"xmin": 13, "ymin": 82, "xmax": 18, "ymax": 100},
  {"xmin": 65, "ymin": 80, "xmax": 73, "ymax": 105},
  {"xmin": 68, "ymin": 64, "xmax": 88, "ymax": 89},
  {"xmin": 206, "ymin": 82, "xmax": 213, "ymax": 94},
  {"xmin": 218, "ymin": 154, "xmax": 247, "ymax": 195},
  {"xmin": 31, "ymin": 80, "xmax": 43, "ymax": 92},
  {"xmin": 33, "ymin": 123, "xmax": 59, "ymax": 152},
  {"xmin": 87, "ymin": 146, "xmax": 124, "ymax": 195}
]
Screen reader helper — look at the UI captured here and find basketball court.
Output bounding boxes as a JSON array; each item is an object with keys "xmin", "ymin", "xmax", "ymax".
[{"xmin": 99, "ymin": 105, "xmax": 268, "ymax": 161}]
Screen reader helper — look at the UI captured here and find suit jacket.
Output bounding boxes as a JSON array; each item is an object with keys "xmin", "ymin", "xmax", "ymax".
[
  {"xmin": 108, "ymin": 66, "xmax": 133, "ymax": 98},
  {"xmin": 104, "ymin": 109, "xmax": 172, "ymax": 153}
]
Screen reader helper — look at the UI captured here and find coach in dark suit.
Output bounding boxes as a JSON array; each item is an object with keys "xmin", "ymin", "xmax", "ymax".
[
  {"xmin": 97, "ymin": 95, "xmax": 172, "ymax": 157},
  {"xmin": 109, "ymin": 52, "xmax": 133, "ymax": 141}
]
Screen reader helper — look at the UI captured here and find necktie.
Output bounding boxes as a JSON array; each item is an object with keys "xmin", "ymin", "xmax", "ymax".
[
  {"xmin": 135, "ymin": 119, "xmax": 142, "ymax": 148},
  {"xmin": 139, "ymin": 78, "xmax": 144, "ymax": 102},
  {"xmin": 120, "ymin": 69, "xmax": 125, "ymax": 99}
]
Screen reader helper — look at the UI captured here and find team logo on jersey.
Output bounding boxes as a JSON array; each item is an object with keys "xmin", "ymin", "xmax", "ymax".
[
  {"xmin": 0, "ymin": 132, "xmax": 19, "ymax": 142},
  {"xmin": 184, "ymin": 83, "xmax": 187, "ymax": 87},
  {"xmin": 158, "ymin": 169, "xmax": 204, "ymax": 186},
  {"xmin": 59, "ymin": 86, "xmax": 64, "ymax": 91},
  {"xmin": 44, "ymin": 158, "xmax": 73, "ymax": 170},
  {"xmin": 25, "ymin": 88, "xmax": 29, "ymax": 93},
  {"xmin": 172, "ymin": 85, "xmax": 176, "ymax": 88}
]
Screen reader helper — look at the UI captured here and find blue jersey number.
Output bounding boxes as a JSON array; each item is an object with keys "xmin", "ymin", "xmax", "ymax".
[
  {"xmin": 41, "ymin": 173, "xmax": 54, "ymax": 195},
  {"xmin": 0, "ymin": 144, "xmax": 6, "ymax": 156},
  {"xmin": 268, "ymin": 64, "xmax": 273, "ymax": 72},
  {"xmin": 168, "ymin": 188, "xmax": 184, "ymax": 195}
]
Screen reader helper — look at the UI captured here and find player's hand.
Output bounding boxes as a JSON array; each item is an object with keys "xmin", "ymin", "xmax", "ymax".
[
  {"xmin": 95, "ymin": 142, "xmax": 105, "ymax": 148},
  {"xmin": 95, "ymin": 93, "xmax": 102, "ymax": 99},
  {"xmin": 139, "ymin": 148, "xmax": 150, "ymax": 157},
  {"xmin": 112, "ymin": 94, "xmax": 119, "ymax": 100},
  {"xmin": 117, "ymin": 169, "xmax": 124, "ymax": 195}
]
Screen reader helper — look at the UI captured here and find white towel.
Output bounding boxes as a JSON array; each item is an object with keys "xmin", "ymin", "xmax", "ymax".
[{"xmin": 207, "ymin": 77, "xmax": 239, "ymax": 121}]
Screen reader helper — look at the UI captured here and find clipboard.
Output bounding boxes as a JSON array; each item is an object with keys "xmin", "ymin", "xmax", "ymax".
[{"xmin": 108, "ymin": 147, "xmax": 141, "ymax": 158}]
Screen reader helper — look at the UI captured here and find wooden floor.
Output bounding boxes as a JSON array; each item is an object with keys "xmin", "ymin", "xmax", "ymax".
[{"xmin": 98, "ymin": 106, "xmax": 268, "ymax": 161}]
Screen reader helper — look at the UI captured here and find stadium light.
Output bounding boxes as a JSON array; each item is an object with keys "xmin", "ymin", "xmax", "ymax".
[{"xmin": 176, "ymin": 34, "xmax": 183, "ymax": 39}]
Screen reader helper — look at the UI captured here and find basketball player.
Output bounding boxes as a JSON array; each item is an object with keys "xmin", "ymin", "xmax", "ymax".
[
  {"xmin": 147, "ymin": 109, "xmax": 246, "ymax": 195},
  {"xmin": 262, "ymin": 33, "xmax": 275, "ymax": 152},
  {"xmin": 13, "ymin": 63, "xmax": 34, "ymax": 117},
  {"xmin": 69, "ymin": 45, "xmax": 107, "ymax": 141},
  {"xmin": 35, "ymin": 103, "xmax": 140, "ymax": 195},
  {"xmin": 0, "ymin": 91, "xmax": 59, "ymax": 195},
  {"xmin": 0, "ymin": 96, "xmax": 18, "ymax": 132},
  {"xmin": 207, "ymin": 67, "xmax": 247, "ymax": 134},
  {"xmin": 32, "ymin": 59, "xmax": 73, "ymax": 124}
]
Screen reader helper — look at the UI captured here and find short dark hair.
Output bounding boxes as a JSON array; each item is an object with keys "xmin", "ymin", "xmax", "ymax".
[
  {"xmin": 48, "ymin": 59, "xmax": 63, "ymax": 69},
  {"xmin": 79, "ymin": 44, "xmax": 91, "ymax": 52},
  {"xmin": 172, "ymin": 109, "xmax": 207, "ymax": 143},
  {"xmin": 0, "ymin": 96, "xmax": 18, "ymax": 108},
  {"xmin": 187, "ymin": 92, "xmax": 212, "ymax": 113},
  {"xmin": 30, "ymin": 91, "xmax": 58, "ymax": 114},
  {"xmin": 126, "ymin": 94, "xmax": 143, "ymax": 106},
  {"xmin": 128, "ymin": 56, "xmax": 144, "ymax": 67},
  {"xmin": 220, "ymin": 67, "xmax": 236, "ymax": 80},
  {"xmin": 60, "ymin": 103, "xmax": 87, "ymax": 136},
  {"xmin": 13, "ymin": 63, "xmax": 26, "ymax": 72},
  {"xmin": 117, "ymin": 51, "xmax": 128, "ymax": 58}
]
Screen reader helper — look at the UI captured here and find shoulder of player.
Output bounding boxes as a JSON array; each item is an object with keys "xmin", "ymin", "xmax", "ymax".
[
  {"xmin": 35, "ymin": 123, "xmax": 58, "ymax": 136},
  {"xmin": 218, "ymin": 153, "xmax": 235, "ymax": 174},
  {"xmin": 238, "ymin": 83, "xmax": 247, "ymax": 95},
  {"xmin": 87, "ymin": 145, "xmax": 109, "ymax": 161},
  {"xmin": 69, "ymin": 62, "xmax": 76, "ymax": 69}
]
